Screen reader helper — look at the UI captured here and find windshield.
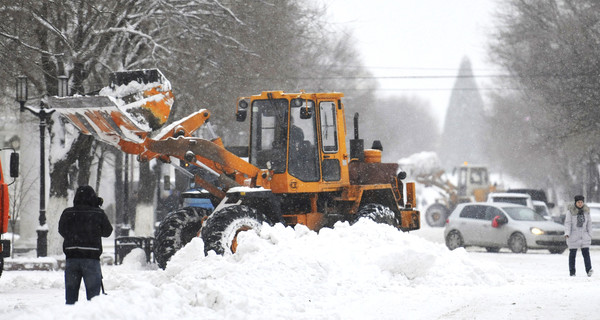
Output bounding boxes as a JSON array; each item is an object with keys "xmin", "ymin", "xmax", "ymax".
[
  {"xmin": 503, "ymin": 206, "xmax": 546, "ymax": 221},
  {"xmin": 534, "ymin": 204, "xmax": 549, "ymax": 217},
  {"xmin": 492, "ymin": 197, "xmax": 528, "ymax": 206},
  {"xmin": 470, "ymin": 168, "xmax": 488, "ymax": 185}
]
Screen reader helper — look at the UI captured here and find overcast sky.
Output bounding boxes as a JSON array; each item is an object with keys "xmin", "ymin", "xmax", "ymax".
[{"xmin": 321, "ymin": 0, "xmax": 499, "ymax": 128}]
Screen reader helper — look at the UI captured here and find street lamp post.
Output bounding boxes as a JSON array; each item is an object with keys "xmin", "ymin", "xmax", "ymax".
[
  {"xmin": 16, "ymin": 76, "xmax": 27, "ymax": 112},
  {"xmin": 15, "ymin": 76, "xmax": 58, "ymax": 257},
  {"xmin": 58, "ymin": 76, "xmax": 69, "ymax": 97}
]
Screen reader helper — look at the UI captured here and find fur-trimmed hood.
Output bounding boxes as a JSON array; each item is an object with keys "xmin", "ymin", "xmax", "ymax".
[{"xmin": 567, "ymin": 203, "xmax": 590, "ymax": 215}]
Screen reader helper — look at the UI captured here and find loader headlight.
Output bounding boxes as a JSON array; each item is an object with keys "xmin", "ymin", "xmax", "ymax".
[{"xmin": 530, "ymin": 227, "xmax": 545, "ymax": 235}]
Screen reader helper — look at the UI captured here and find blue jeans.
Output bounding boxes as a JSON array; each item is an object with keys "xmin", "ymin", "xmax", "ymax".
[{"xmin": 65, "ymin": 258, "xmax": 102, "ymax": 304}]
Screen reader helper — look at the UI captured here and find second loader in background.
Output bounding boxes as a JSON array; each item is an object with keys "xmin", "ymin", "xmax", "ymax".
[{"xmin": 403, "ymin": 154, "xmax": 498, "ymax": 227}]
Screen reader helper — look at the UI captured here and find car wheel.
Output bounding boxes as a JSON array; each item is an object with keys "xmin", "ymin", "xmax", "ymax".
[
  {"xmin": 549, "ymin": 248, "xmax": 566, "ymax": 254},
  {"xmin": 508, "ymin": 233, "xmax": 527, "ymax": 253},
  {"xmin": 445, "ymin": 230, "xmax": 464, "ymax": 250},
  {"xmin": 485, "ymin": 247, "xmax": 500, "ymax": 253}
]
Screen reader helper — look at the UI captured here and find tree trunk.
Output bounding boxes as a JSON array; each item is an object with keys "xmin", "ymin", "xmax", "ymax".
[
  {"xmin": 113, "ymin": 150, "xmax": 127, "ymax": 236},
  {"xmin": 35, "ymin": 2, "xmax": 57, "ymax": 96},
  {"xmin": 135, "ymin": 161, "xmax": 157, "ymax": 236},
  {"xmin": 49, "ymin": 134, "xmax": 94, "ymax": 198},
  {"xmin": 95, "ymin": 145, "xmax": 105, "ymax": 193},
  {"xmin": 71, "ymin": 61, "xmax": 86, "ymax": 95}
]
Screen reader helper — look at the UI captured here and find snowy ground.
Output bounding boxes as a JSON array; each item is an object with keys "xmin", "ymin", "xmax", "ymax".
[{"xmin": 2, "ymin": 220, "xmax": 599, "ymax": 320}]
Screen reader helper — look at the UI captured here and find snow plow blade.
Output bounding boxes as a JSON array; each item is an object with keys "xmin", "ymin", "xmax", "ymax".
[{"xmin": 47, "ymin": 69, "xmax": 174, "ymax": 149}]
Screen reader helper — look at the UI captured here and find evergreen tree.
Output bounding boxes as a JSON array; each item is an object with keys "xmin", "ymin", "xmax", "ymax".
[{"xmin": 439, "ymin": 57, "xmax": 487, "ymax": 169}]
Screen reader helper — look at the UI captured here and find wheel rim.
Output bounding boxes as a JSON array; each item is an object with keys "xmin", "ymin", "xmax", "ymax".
[
  {"xmin": 447, "ymin": 232, "xmax": 462, "ymax": 250},
  {"xmin": 230, "ymin": 226, "xmax": 251, "ymax": 253},
  {"xmin": 426, "ymin": 205, "xmax": 447, "ymax": 227},
  {"xmin": 510, "ymin": 234, "xmax": 526, "ymax": 253}
]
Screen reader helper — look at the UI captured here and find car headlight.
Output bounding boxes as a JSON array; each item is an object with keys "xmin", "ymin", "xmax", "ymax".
[{"xmin": 530, "ymin": 227, "xmax": 545, "ymax": 235}]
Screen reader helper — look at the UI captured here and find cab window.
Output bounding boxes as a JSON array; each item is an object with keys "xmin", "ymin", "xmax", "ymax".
[{"xmin": 319, "ymin": 101, "xmax": 338, "ymax": 153}]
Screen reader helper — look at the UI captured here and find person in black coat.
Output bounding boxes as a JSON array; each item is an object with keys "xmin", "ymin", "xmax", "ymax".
[{"xmin": 59, "ymin": 185, "xmax": 113, "ymax": 304}]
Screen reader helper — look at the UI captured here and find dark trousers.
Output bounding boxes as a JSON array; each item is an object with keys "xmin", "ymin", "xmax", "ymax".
[
  {"xmin": 65, "ymin": 258, "xmax": 102, "ymax": 304},
  {"xmin": 569, "ymin": 248, "xmax": 592, "ymax": 275}
]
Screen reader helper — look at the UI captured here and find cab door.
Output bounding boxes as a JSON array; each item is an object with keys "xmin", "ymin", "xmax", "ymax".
[
  {"xmin": 318, "ymin": 100, "xmax": 343, "ymax": 183},
  {"xmin": 288, "ymin": 99, "xmax": 319, "ymax": 182}
]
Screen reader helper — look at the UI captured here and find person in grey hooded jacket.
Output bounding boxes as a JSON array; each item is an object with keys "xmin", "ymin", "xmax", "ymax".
[{"xmin": 564, "ymin": 195, "xmax": 593, "ymax": 277}]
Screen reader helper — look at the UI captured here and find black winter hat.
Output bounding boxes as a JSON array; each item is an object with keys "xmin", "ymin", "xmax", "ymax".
[
  {"xmin": 74, "ymin": 185, "xmax": 98, "ymax": 206},
  {"xmin": 574, "ymin": 195, "xmax": 585, "ymax": 203}
]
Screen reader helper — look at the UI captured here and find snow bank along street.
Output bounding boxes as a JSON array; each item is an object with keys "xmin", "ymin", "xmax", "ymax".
[{"xmin": 2, "ymin": 220, "xmax": 599, "ymax": 319}]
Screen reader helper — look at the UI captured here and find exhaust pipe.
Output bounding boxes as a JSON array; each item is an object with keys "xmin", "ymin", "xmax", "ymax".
[{"xmin": 349, "ymin": 113, "xmax": 364, "ymax": 162}]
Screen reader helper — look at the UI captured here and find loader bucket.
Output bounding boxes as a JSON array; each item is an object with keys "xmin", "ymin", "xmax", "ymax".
[
  {"xmin": 102, "ymin": 69, "xmax": 173, "ymax": 128},
  {"xmin": 47, "ymin": 69, "xmax": 174, "ymax": 149}
]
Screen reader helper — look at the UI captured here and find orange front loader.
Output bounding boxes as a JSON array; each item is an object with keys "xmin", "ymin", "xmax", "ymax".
[{"xmin": 50, "ymin": 69, "xmax": 420, "ymax": 269}]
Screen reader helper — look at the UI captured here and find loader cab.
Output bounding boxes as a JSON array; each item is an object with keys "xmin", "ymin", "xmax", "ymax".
[
  {"xmin": 456, "ymin": 165, "xmax": 490, "ymax": 202},
  {"xmin": 242, "ymin": 91, "xmax": 348, "ymax": 193}
]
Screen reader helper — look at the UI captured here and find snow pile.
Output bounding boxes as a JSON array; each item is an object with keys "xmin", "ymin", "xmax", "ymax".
[
  {"xmin": 0, "ymin": 268, "xmax": 63, "ymax": 291},
  {"xmin": 4, "ymin": 220, "xmax": 507, "ymax": 320},
  {"xmin": 398, "ymin": 151, "xmax": 443, "ymax": 177},
  {"xmin": 99, "ymin": 80, "xmax": 162, "ymax": 100}
]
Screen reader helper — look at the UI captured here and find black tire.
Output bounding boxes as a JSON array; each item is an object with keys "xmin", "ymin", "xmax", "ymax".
[
  {"xmin": 485, "ymin": 247, "xmax": 500, "ymax": 253},
  {"xmin": 508, "ymin": 233, "xmax": 528, "ymax": 253},
  {"xmin": 425, "ymin": 203, "xmax": 448, "ymax": 227},
  {"xmin": 445, "ymin": 230, "xmax": 464, "ymax": 250},
  {"xmin": 549, "ymin": 248, "xmax": 566, "ymax": 254},
  {"xmin": 0, "ymin": 255, "xmax": 3, "ymax": 278},
  {"xmin": 154, "ymin": 207, "xmax": 211, "ymax": 269},
  {"xmin": 201, "ymin": 205, "xmax": 270, "ymax": 255},
  {"xmin": 354, "ymin": 203, "xmax": 398, "ymax": 227}
]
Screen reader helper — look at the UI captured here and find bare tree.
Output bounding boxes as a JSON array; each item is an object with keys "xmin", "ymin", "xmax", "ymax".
[{"xmin": 489, "ymin": 0, "xmax": 600, "ymax": 200}]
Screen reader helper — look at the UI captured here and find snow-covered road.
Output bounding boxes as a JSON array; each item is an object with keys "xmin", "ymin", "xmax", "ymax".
[{"xmin": 2, "ymin": 222, "xmax": 599, "ymax": 320}]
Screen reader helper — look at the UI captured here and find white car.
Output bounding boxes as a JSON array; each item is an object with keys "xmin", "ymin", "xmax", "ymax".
[
  {"xmin": 444, "ymin": 202, "xmax": 567, "ymax": 253},
  {"xmin": 533, "ymin": 200, "xmax": 552, "ymax": 220},
  {"xmin": 588, "ymin": 203, "xmax": 600, "ymax": 245},
  {"xmin": 487, "ymin": 192, "xmax": 534, "ymax": 209}
]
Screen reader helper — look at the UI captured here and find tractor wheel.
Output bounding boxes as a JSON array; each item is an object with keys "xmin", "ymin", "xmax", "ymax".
[
  {"xmin": 354, "ymin": 203, "xmax": 397, "ymax": 227},
  {"xmin": 201, "ymin": 205, "xmax": 270, "ymax": 255},
  {"xmin": 508, "ymin": 233, "xmax": 528, "ymax": 253},
  {"xmin": 425, "ymin": 203, "xmax": 448, "ymax": 227},
  {"xmin": 445, "ymin": 230, "xmax": 464, "ymax": 250},
  {"xmin": 154, "ymin": 207, "xmax": 211, "ymax": 269}
]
